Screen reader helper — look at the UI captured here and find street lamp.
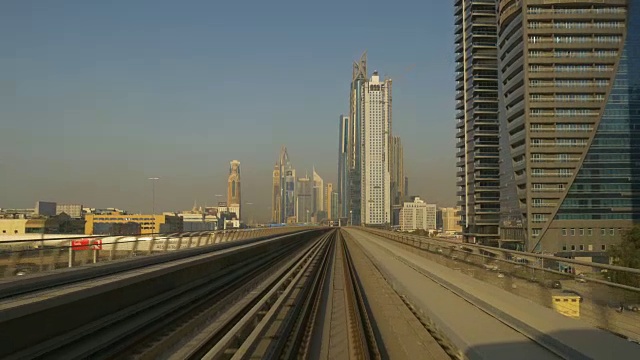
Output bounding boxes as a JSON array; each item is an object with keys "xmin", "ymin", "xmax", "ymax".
[
  {"xmin": 148, "ymin": 177, "xmax": 160, "ymax": 214},
  {"xmin": 350, "ymin": 210, "xmax": 353, "ymax": 226}
]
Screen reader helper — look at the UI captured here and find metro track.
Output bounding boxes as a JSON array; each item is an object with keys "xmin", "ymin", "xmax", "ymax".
[{"xmin": 0, "ymin": 228, "xmax": 386, "ymax": 360}]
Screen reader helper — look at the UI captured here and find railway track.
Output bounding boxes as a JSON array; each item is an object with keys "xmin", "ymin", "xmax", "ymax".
[
  {"xmin": 189, "ymin": 229, "xmax": 382, "ymax": 360},
  {"xmin": 3, "ymin": 227, "xmax": 472, "ymax": 360}
]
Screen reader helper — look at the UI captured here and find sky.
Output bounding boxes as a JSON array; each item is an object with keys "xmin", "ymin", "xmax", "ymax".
[{"xmin": 0, "ymin": 0, "xmax": 456, "ymax": 222}]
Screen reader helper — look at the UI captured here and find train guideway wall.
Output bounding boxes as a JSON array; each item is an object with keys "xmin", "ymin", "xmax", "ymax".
[
  {"xmin": 0, "ymin": 227, "xmax": 312, "ymax": 278},
  {"xmin": 0, "ymin": 228, "xmax": 330, "ymax": 358},
  {"xmin": 345, "ymin": 228, "xmax": 640, "ymax": 359}
]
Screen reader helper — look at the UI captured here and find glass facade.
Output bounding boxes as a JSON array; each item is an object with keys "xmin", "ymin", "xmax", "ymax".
[{"xmin": 557, "ymin": 4, "xmax": 640, "ymax": 221}]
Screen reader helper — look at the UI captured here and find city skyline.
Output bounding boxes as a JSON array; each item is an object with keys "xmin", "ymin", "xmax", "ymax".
[{"xmin": 1, "ymin": 1, "xmax": 457, "ymax": 222}]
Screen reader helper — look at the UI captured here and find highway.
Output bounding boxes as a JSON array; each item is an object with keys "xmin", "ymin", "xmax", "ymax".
[{"xmin": 0, "ymin": 227, "xmax": 639, "ymax": 359}]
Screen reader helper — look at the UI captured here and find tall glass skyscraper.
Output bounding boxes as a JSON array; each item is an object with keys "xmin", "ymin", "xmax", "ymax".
[
  {"xmin": 276, "ymin": 146, "xmax": 296, "ymax": 223},
  {"xmin": 348, "ymin": 53, "xmax": 368, "ymax": 226},
  {"xmin": 338, "ymin": 115, "xmax": 350, "ymax": 219},
  {"xmin": 498, "ymin": 0, "xmax": 639, "ymax": 253},
  {"xmin": 454, "ymin": 0, "xmax": 501, "ymax": 245}
]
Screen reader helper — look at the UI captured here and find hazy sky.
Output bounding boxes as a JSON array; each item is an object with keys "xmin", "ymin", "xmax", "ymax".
[{"xmin": 1, "ymin": 0, "xmax": 456, "ymax": 222}]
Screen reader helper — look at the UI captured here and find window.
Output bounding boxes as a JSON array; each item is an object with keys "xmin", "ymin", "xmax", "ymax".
[
  {"xmin": 579, "ymin": 245, "xmax": 585, "ymax": 251},
  {"xmin": 610, "ymin": 228, "xmax": 615, "ymax": 236},
  {"xmin": 587, "ymin": 228, "xmax": 592, "ymax": 236},
  {"xmin": 570, "ymin": 228, "xmax": 576, "ymax": 236},
  {"xmin": 562, "ymin": 228, "xmax": 567, "ymax": 236},
  {"xmin": 579, "ymin": 228, "xmax": 584, "ymax": 236},
  {"xmin": 562, "ymin": 245, "xmax": 567, "ymax": 251},
  {"xmin": 601, "ymin": 228, "xmax": 606, "ymax": 236},
  {"xmin": 571, "ymin": 245, "xmax": 576, "ymax": 251},
  {"xmin": 601, "ymin": 244, "xmax": 607, "ymax": 250}
]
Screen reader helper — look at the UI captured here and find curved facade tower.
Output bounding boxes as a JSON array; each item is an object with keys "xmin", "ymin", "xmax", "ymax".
[{"xmin": 498, "ymin": 0, "xmax": 639, "ymax": 253}]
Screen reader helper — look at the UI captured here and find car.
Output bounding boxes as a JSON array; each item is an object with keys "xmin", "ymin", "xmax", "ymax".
[
  {"xmin": 543, "ymin": 280, "xmax": 562, "ymax": 289},
  {"xmin": 561, "ymin": 290, "xmax": 584, "ymax": 302},
  {"xmin": 625, "ymin": 304, "xmax": 640, "ymax": 312}
]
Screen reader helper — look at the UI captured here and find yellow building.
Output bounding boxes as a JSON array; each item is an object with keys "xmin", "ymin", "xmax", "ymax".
[
  {"xmin": 84, "ymin": 213, "xmax": 183, "ymax": 235},
  {"xmin": 441, "ymin": 207, "xmax": 462, "ymax": 234},
  {"xmin": 0, "ymin": 219, "xmax": 29, "ymax": 235},
  {"xmin": 0, "ymin": 215, "xmax": 85, "ymax": 235}
]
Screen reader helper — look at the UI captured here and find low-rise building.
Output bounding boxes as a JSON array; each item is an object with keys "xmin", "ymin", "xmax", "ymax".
[
  {"xmin": 399, "ymin": 197, "xmax": 436, "ymax": 232},
  {"xmin": 0, "ymin": 219, "xmax": 29, "ymax": 235},
  {"xmin": 179, "ymin": 212, "xmax": 218, "ymax": 231},
  {"xmin": 84, "ymin": 213, "xmax": 183, "ymax": 235},
  {"xmin": 56, "ymin": 204, "xmax": 84, "ymax": 218},
  {"xmin": 0, "ymin": 208, "xmax": 35, "ymax": 219},
  {"xmin": 1, "ymin": 214, "xmax": 85, "ymax": 235},
  {"xmin": 35, "ymin": 201, "xmax": 57, "ymax": 217}
]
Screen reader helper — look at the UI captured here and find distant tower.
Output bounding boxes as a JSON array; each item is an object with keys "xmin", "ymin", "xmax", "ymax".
[
  {"xmin": 271, "ymin": 163, "xmax": 281, "ymax": 223},
  {"xmin": 279, "ymin": 146, "xmax": 296, "ymax": 223},
  {"xmin": 338, "ymin": 115, "xmax": 351, "ymax": 219},
  {"xmin": 361, "ymin": 70, "xmax": 392, "ymax": 225},
  {"xmin": 312, "ymin": 167, "xmax": 324, "ymax": 216},
  {"xmin": 296, "ymin": 173, "xmax": 312, "ymax": 223},
  {"xmin": 390, "ymin": 136, "xmax": 405, "ymax": 226},
  {"xmin": 326, "ymin": 183, "xmax": 333, "ymax": 220},
  {"xmin": 227, "ymin": 160, "xmax": 241, "ymax": 219}
]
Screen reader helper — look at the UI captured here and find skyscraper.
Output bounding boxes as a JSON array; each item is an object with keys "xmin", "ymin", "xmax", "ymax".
[
  {"xmin": 279, "ymin": 146, "xmax": 297, "ymax": 223},
  {"xmin": 296, "ymin": 173, "xmax": 312, "ymax": 223},
  {"xmin": 454, "ymin": 0, "xmax": 501, "ymax": 244},
  {"xmin": 348, "ymin": 53, "xmax": 368, "ymax": 226},
  {"xmin": 390, "ymin": 136, "xmax": 405, "ymax": 226},
  {"xmin": 404, "ymin": 176, "xmax": 409, "ymax": 201},
  {"xmin": 312, "ymin": 167, "xmax": 324, "ymax": 217},
  {"xmin": 361, "ymin": 71, "xmax": 392, "ymax": 225},
  {"xmin": 342, "ymin": 54, "xmax": 393, "ymax": 226},
  {"xmin": 331, "ymin": 190, "xmax": 339, "ymax": 222},
  {"xmin": 227, "ymin": 160, "xmax": 241, "ymax": 220},
  {"xmin": 326, "ymin": 183, "xmax": 333, "ymax": 220},
  {"xmin": 271, "ymin": 163, "xmax": 281, "ymax": 223},
  {"xmin": 498, "ymin": 1, "xmax": 640, "ymax": 253},
  {"xmin": 338, "ymin": 114, "xmax": 351, "ymax": 219}
]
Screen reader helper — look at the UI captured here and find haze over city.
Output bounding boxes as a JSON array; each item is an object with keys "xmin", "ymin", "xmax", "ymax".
[{"xmin": 1, "ymin": 0, "xmax": 457, "ymax": 220}]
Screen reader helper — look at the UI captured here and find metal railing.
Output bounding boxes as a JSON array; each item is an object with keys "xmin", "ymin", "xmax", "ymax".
[
  {"xmin": 359, "ymin": 228, "xmax": 640, "ymax": 343},
  {"xmin": 0, "ymin": 227, "xmax": 312, "ymax": 279}
]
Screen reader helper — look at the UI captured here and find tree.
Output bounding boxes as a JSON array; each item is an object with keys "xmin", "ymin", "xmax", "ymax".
[{"xmin": 608, "ymin": 226, "xmax": 640, "ymax": 288}]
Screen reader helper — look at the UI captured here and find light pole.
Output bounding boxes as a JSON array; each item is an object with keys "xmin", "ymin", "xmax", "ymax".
[
  {"xmin": 306, "ymin": 209, "xmax": 309, "ymax": 224},
  {"xmin": 148, "ymin": 177, "xmax": 160, "ymax": 214},
  {"xmin": 350, "ymin": 210, "xmax": 353, "ymax": 226}
]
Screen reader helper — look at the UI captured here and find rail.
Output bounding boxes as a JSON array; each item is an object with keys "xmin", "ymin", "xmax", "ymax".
[{"xmin": 0, "ymin": 227, "xmax": 314, "ymax": 279}]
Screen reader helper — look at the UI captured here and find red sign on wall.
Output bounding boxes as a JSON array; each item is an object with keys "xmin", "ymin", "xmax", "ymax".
[{"xmin": 72, "ymin": 238, "xmax": 102, "ymax": 251}]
